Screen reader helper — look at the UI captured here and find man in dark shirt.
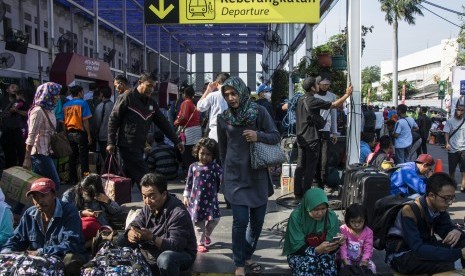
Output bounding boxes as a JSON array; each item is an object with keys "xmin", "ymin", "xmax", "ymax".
[
  {"xmin": 118, "ymin": 173, "xmax": 197, "ymax": 275},
  {"xmin": 416, "ymin": 106, "xmax": 432, "ymax": 155},
  {"xmin": 386, "ymin": 172, "xmax": 465, "ymax": 274},
  {"xmin": 107, "ymin": 72, "xmax": 183, "ymax": 190},
  {"xmin": 293, "ymin": 77, "xmax": 352, "ymax": 199}
]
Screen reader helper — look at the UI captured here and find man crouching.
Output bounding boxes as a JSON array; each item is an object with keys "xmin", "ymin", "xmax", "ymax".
[{"xmin": 118, "ymin": 173, "xmax": 197, "ymax": 275}]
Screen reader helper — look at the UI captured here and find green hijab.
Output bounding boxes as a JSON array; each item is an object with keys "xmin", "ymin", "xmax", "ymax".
[
  {"xmin": 282, "ymin": 188, "xmax": 339, "ymax": 256},
  {"xmin": 220, "ymin": 77, "xmax": 258, "ymax": 126}
]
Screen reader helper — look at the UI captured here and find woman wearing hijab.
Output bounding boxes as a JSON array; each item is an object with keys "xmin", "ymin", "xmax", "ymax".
[
  {"xmin": 217, "ymin": 77, "xmax": 280, "ymax": 276},
  {"xmin": 283, "ymin": 188, "xmax": 342, "ymax": 275},
  {"xmin": 0, "ymin": 187, "xmax": 13, "ymax": 246},
  {"xmin": 22, "ymin": 82, "xmax": 62, "ymax": 191}
]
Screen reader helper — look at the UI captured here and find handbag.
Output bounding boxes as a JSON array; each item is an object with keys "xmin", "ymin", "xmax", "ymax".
[
  {"xmin": 177, "ymin": 107, "xmax": 196, "ymax": 144},
  {"xmin": 250, "ymin": 142, "xmax": 286, "ymax": 169},
  {"xmin": 41, "ymin": 108, "xmax": 73, "ymax": 158}
]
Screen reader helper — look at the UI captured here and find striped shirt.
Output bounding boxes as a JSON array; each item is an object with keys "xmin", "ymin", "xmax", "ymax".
[
  {"xmin": 145, "ymin": 143, "xmax": 178, "ymax": 180},
  {"xmin": 26, "ymin": 106, "xmax": 55, "ymax": 156}
]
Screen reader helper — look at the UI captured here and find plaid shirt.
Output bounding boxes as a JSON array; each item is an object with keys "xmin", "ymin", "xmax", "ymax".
[{"xmin": 26, "ymin": 106, "xmax": 55, "ymax": 156}]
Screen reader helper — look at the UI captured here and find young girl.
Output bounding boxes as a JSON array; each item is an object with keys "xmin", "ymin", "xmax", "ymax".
[
  {"xmin": 183, "ymin": 138, "xmax": 222, "ymax": 253},
  {"xmin": 339, "ymin": 203, "xmax": 376, "ymax": 273}
]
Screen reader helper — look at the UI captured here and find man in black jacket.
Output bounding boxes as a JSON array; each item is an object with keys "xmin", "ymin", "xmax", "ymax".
[
  {"xmin": 417, "ymin": 106, "xmax": 432, "ymax": 155},
  {"xmin": 107, "ymin": 72, "xmax": 183, "ymax": 189},
  {"xmin": 293, "ymin": 77, "xmax": 352, "ymax": 199}
]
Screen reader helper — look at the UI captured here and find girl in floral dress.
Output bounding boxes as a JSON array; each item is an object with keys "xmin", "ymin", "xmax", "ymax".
[{"xmin": 183, "ymin": 138, "xmax": 222, "ymax": 253}]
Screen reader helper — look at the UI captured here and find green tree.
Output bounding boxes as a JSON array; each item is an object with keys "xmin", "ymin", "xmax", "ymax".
[
  {"xmin": 381, "ymin": 79, "xmax": 419, "ymax": 101},
  {"xmin": 361, "ymin": 66, "xmax": 380, "ymax": 103},
  {"xmin": 271, "ymin": 69, "xmax": 289, "ymax": 107},
  {"xmin": 379, "ymin": 0, "xmax": 423, "ymax": 106},
  {"xmin": 457, "ymin": 6, "xmax": 465, "ymax": 66}
]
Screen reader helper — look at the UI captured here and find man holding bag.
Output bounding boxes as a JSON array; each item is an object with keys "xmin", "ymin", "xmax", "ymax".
[{"xmin": 107, "ymin": 72, "xmax": 183, "ymax": 190}]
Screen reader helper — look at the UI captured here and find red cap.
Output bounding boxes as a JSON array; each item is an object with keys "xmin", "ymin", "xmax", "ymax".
[
  {"xmin": 415, "ymin": 154, "xmax": 435, "ymax": 166},
  {"xmin": 26, "ymin": 178, "xmax": 56, "ymax": 197}
]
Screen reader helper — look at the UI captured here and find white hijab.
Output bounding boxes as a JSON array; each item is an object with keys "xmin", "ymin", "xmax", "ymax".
[{"xmin": 0, "ymin": 188, "xmax": 11, "ymax": 220}]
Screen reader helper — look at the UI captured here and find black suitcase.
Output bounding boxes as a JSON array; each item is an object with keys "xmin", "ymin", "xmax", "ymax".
[{"xmin": 345, "ymin": 167, "xmax": 391, "ymax": 226}]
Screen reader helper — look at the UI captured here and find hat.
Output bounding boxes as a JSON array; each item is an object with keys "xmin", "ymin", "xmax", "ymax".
[
  {"xmin": 319, "ymin": 78, "xmax": 331, "ymax": 85},
  {"xmin": 415, "ymin": 154, "xmax": 435, "ymax": 166},
  {"xmin": 26, "ymin": 178, "xmax": 56, "ymax": 197},
  {"xmin": 257, "ymin": 84, "xmax": 271, "ymax": 94}
]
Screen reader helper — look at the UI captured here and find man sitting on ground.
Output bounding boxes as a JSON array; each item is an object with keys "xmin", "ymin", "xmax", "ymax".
[
  {"xmin": 118, "ymin": 173, "xmax": 197, "ymax": 275},
  {"xmin": 390, "ymin": 154, "xmax": 434, "ymax": 198},
  {"xmin": 1, "ymin": 178, "xmax": 87, "ymax": 275},
  {"xmin": 386, "ymin": 172, "xmax": 465, "ymax": 274}
]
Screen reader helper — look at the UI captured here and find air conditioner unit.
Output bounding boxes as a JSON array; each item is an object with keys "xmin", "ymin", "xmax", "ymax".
[{"xmin": 5, "ymin": 28, "xmax": 29, "ymax": 54}]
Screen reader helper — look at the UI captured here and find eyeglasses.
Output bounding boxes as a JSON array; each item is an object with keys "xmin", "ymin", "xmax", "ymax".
[{"xmin": 435, "ymin": 193, "xmax": 455, "ymax": 203}]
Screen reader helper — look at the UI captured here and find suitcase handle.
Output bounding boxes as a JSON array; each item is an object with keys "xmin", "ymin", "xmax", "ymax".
[{"xmin": 104, "ymin": 154, "xmax": 124, "ymax": 177}]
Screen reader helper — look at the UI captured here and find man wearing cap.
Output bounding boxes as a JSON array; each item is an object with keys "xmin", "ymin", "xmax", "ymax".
[
  {"xmin": 390, "ymin": 154, "xmax": 435, "ymax": 198},
  {"xmin": 256, "ymin": 85, "xmax": 274, "ymax": 119},
  {"xmin": 1, "ymin": 178, "xmax": 87, "ymax": 275},
  {"xmin": 314, "ymin": 77, "xmax": 338, "ymax": 188}
]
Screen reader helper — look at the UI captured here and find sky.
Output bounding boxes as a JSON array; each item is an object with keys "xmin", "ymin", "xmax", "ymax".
[{"xmin": 312, "ymin": 0, "xmax": 463, "ymax": 69}]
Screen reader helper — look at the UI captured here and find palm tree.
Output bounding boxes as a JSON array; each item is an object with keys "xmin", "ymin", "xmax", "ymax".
[{"xmin": 379, "ymin": 0, "xmax": 423, "ymax": 106}]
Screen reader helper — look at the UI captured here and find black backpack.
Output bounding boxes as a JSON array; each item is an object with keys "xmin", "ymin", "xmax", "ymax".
[{"xmin": 371, "ymin": 195, "xmax": 421, "ymax": 250}]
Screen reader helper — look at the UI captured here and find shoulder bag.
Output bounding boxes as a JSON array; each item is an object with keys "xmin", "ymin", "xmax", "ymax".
[
  {"xmin": 250, "ymin": 141, "xmax": 286, "ymax": 169},
  {"xmin": 41, "ymin": 108, "xmax": 73, "ymax": 158},
  {"xmin": 302, "ymin": 95, "xmax": 329, "ymax": 130},
  {"xmin": 448, "ymin": 118, "xmax": 465, "ymax": 141}
]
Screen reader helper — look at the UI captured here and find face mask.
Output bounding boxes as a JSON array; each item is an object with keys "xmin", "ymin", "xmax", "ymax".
[{"xmin": 265, "ymin": 92, "xmax": 271, "ymax": 101}]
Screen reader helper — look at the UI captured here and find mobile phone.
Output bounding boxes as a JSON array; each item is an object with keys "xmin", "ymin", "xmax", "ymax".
[{"xmin": 331, "ymin": 236, "xmax": 342, "ymax": 243}]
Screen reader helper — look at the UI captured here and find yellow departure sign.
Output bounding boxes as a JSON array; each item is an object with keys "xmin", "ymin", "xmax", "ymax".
[{"xmin": 145, "ymin": 0, "xmax": 320, "ymax": 24}]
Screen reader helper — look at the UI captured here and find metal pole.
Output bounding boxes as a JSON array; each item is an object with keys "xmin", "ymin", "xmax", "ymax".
[
  {"xmin": 48, "ymin": 0, "xmax": 55, "ymax": 63},
  {"xmin": 94, "ymin": 0, "xmax": 99, "ymax": 59},
  {"xmin": 158, "ymin": 26, "xmax": 161, "ymax": 82},
  {"xmin": 122, "ymin": 0, "xmax": 127, "ymax": 76},
  {"xmin": 347, "ymin": 0, "xmax": 362, "ymax": 165}
]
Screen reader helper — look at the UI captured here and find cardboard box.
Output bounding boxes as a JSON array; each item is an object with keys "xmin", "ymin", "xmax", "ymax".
[
  {"xmin": 0, "ymin": 166, "xmax": 42, "ymax": 205},
  {"xmin": 280, "ymin": 176, "xmax": 294, "ymax": 192},
  {"xmin": 281, "ymin": 163, "xmax": 297, "ymax": 177}
]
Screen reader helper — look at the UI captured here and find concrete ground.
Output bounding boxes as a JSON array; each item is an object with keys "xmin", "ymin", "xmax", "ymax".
[{"xmin": 118, "ymin": 143, "xmax": 465, "ymax": 275}]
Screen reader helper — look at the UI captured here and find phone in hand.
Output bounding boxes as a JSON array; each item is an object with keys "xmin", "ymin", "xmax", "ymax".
[
  {"xmin": 132, "ymin": 225, "xmax": 141, "ymax": 231},
  {"xmin": 93, "ymin": 210, "xmax": 103, "ymax": 217},
  {"xmin": 331, "ymin": 236, "xmax": 342, "ymax": 243}
]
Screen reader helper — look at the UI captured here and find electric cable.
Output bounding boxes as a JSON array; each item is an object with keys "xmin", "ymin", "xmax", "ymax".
[
  {"xmin": 419, "ymin": 4, "xmax": 463, "ymax": 29},
  {"xmin": 422, "ymin": 1, "xmax": 465, "ymax": 16}
]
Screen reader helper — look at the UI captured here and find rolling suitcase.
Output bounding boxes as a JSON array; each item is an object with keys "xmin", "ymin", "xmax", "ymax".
[
  {"xmin": 341, "ymin": 163, "xmax": 365, "ymax": 208},
  {"xmin": 346, "ymin": 167, "xmax": 391, "ymax": 226}
]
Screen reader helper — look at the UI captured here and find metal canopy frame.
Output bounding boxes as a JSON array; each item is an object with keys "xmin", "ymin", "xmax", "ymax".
[{"xmin": 55, "ymin": 0, "xmax": 268, "ymax": 54}]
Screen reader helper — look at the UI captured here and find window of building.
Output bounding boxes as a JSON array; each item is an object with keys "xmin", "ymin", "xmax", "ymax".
[
  {"xmin": 90, "ymin": 48, "xmax": 93, "ymax": 58},
  {"xmin": 44, "ymin": 21, "xmax": 48, "ymax": 28},
  {"xmin": 119, "ymin": 59, "xmax": 122, "ymax": 70},
  {"xmin": 4, "ymin": 18, "xmax": 11, "ymax": 29},
  {"xmin": 103, "ymin": 45, "xmax": 107, "ymax": 51},
  {"xmin": 89, "ymin": 40, "xmax": 93, "ymax": 46},
  {"xmin": 25, "ymin": 25, "xmax": 32, "ymax": 43},
  {"xmin": 34, "ymin": 28, "xmax": 39, "ymax": 46},
  {"xmin": 59, "ymin": 27, "xmax": 64, "ymax": 34},
  {"xmin": 34, "ymin": 17, "xmax": 38, "ymax": 25},
  {"xmin": 84, "ymin": 37, "xmax": 88, "ymax": 44},
  {"xmin": 84, "ymin": 46, "xmax": 88, "ymax": 57},
  {"xmin": 4, "ymin": 3, "xmax": 11, "ymax": 13},
  {"xmin": 43, "ymin": 31, "xmax": 48, "ymax": 48}
]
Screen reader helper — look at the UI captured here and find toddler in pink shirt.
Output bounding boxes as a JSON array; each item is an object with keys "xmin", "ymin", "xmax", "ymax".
[{"xmin": 339, "ymin": 203, "xmax": 376, "ymax": 273}]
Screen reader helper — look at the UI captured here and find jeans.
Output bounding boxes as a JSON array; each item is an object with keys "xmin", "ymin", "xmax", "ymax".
[
  {"xmin": 230, "ymin": 203, "xmax": 267, "ymax": 267},
  {"xmin": 294, "ymin": 141, "xmax": 321, "ymax": 198},
  {"xmin": 395, "ymin": 147, "xmax": 410, "ymax": 164},
  {"xmin": 31, "ymin": 154, "xmax": 61, "ymax": 191},
  {"xmin": 117, "ymin": 235, "xmax": 195, "ymax": 275}
]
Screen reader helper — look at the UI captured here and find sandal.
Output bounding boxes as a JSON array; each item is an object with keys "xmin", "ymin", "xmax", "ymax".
[
  {"xmin": 246, "ymin": 262, "xmax": 262, "ymax": 274},
  {"xmin": 205, "ymin": 236, "xmax": 211, "ymax": 245}
]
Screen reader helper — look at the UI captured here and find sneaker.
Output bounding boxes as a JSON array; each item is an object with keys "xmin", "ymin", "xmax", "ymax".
[
  {"xmin": 205, "ymin": 237, "xmax": 211, "ymax": 245},
  {"xmin": 197, "ymin": 245, "xmax": 208, "ymax": 253}
]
